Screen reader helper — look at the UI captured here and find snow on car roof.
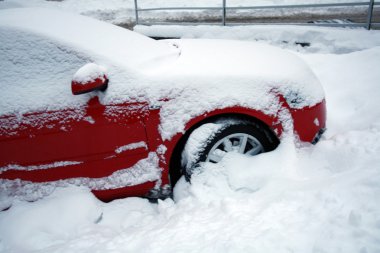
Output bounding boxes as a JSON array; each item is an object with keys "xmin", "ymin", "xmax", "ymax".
[
  {"xmin": 0, "ymin": 8, "xmax": 177, "ymax": 116},
  {"xmin": 0, "ymin": 8, "xmax": 174, "ymax": 69}
]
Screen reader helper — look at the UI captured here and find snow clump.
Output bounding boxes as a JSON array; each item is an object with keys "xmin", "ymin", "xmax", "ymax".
[{"xmin": 72, "ymin": 63, "xmax": 107, "ymax": 84}]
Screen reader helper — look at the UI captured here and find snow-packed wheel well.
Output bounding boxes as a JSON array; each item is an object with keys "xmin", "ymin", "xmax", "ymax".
[{"xmin": 168, "ymin": 113, "xmax": 279, "ymax": 185}]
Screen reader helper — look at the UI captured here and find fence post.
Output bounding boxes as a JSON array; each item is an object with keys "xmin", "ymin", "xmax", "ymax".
[
  {"xmin": 134, "ymin": 0, "xmax": 139, "ymax": 25},
  {"xmin": 222, "ymin": 0, "xmax": 226, "ymax": 26},
  {"xmin": 366, "ymin": 0, "xmax": 375, "ymax": 30}
]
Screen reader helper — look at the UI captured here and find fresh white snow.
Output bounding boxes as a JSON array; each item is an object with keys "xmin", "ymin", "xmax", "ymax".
[
  {"xmin": 0, "ymin": 187, "xmax": 103, "ymax": 252},
  {"xmin": 1, "ymin": 28, "xmax": 380, "ymax": 252},
  {"xmin": 1, "ymin": 3, "xmax": 380, "ymax": 253},
  {"xmin": 0, "ymin": 153, "xmax": 161, "ymax": 209},
  {"xmin": 115, "ymin": 141, "xmax": 148, "ymax": 154},
  {"xmin": 72, "ymin": 63, "xmax": 107, "ymax": 85},
  {"xmin": 155, "ymin": 38, "xmax": 324, "ymax": 140},
  {"xmin": 181, "ymin": 122, "xmax": 225, "ymax": 171},
  {"xmin": 135, "ymin": 24, "xmax": 380, "ymax": 54},
  {"xmin": 0, "ymin": 161, "xmax": 82, "ymax": 173}
]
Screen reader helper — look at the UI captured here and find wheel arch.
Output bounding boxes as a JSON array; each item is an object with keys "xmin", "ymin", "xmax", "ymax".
[{"xmin": 165, "ymin": 107, "xmax": 281, "ymax": 184}]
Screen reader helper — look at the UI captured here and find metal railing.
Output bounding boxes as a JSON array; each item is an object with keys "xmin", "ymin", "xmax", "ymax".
[{"xmin": 134, "ymin": 0, "xmax": 379, "ymax": 29}]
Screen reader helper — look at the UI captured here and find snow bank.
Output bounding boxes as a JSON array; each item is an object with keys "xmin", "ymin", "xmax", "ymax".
[
  {"xmin": 135, "ymin": 25, "xmax": 380, "ymax": 54},
  {"xmin": 299, "ymin": 46, "xmax": 380, "ymax": 132},
  {"xmin": 0, "ymin": 186, "xmax": 102, "ymax": 252},
  {"xmin": 3, "ymin": 130, "xmax": 379, "ymax": 253},
  {"xmin": 170, "ymin": 132, "xmax": 380, "ymax": 253}
]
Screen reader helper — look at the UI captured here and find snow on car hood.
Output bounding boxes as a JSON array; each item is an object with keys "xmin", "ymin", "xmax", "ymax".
[
  {"xmin": 101, "ymin": 39, "xmax": 325, "ymax": 140},
  {"xmin": 152, "ymin": 39, "xmax": 325, "ymax": 106}
]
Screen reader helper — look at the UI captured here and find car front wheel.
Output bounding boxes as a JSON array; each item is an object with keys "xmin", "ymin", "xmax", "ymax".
[{"xmin": 181, "ymin": 119, "xmax": 279, "ymax": 180}]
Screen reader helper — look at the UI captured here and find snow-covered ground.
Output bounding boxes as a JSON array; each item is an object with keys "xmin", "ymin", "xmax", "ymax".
[
  {"xmin": 1, "ymin": 1, "xmax": 380, "ymax": 253},
  {"xmin": 1, "ymin": 23, "xmax": 380, "ymax": 253},
  {"xmin": 135, "ymin": 24, "xmax": 380, "ymax": 54}
]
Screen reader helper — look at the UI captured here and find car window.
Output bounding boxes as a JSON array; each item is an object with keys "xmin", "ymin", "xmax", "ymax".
[{"xmin": 0, "ymin": 27, "xmax": 92, "ymax": 116}]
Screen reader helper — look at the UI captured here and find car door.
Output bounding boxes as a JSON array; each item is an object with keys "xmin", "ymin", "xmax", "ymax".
[
  {"xmin": 0, "ymin": 28, "xmax": 150, "ymax": 182},
  {"xmin": 0, "ymin": 96, "xmax": 150, "ymax": 178}
]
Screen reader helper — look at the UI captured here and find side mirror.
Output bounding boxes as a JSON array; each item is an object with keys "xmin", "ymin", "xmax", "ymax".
[{"xmin": 71, "ymin": 63, "xmax": 108, "ymax": 95}]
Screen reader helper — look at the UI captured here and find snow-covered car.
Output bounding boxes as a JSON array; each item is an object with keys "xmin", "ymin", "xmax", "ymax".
[{"xmin": 0, "ymin": 8, "xmax": 326, "ymax": 202}]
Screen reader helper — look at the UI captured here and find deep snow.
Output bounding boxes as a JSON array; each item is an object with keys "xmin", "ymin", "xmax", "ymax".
[
  {"xmin": 0, "ymin": 27, "xmax": 380, "ymax": 253},
  {"xmin": 135, "ymin": 24, "xmax": 380, "ymax": 54}
]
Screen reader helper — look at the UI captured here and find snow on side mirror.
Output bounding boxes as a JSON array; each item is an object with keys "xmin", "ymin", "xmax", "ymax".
[{"xmin": 71, "ymin": 63, "xmax": 108, "ymax": 95}]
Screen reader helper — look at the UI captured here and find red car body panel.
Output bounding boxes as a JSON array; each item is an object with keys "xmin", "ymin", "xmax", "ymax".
[
  {"xmin": 292, "ymin": 100, "xmax": 327, "ymax": 142},
  {"xmin": 0, "ymin": 94, "xmax": 326, "ymax": 202}
]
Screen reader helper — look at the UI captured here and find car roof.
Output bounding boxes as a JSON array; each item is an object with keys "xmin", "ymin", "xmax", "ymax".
[
  {"xmin": 0, "ymin": 8, "xmax": 181, "ymax": 116},
  {"xmin": 0, "ymin": 7, "xmax": 173, "ymax": 69}
]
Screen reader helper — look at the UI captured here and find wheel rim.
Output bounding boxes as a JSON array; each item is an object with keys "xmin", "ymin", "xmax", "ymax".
[{"xmin": 205, "ymin": 133, "xmax": 264, "ymax": 163}]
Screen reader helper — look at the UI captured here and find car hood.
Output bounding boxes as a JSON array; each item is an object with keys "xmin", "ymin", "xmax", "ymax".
[
  {"xmin": 152, "ymin": 39, "xmax": 324, "ymax": 103},
  {"xmin": 105, "ymin": 39, "xmax": 325, "ymax": 140},
  {"xmin": 127, "ymin": 39, "xmax": 325, "ymax": 110}
]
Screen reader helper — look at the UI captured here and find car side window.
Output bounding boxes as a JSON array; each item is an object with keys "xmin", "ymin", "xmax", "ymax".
[{"xmin": 0, "ymin": 27, "xmax": 91, "ymax": 115}]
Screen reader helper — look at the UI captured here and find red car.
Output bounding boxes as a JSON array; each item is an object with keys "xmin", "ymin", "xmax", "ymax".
[{"xmin": 0, "ymin": 8, "xmax": 326, "ymax": 203}]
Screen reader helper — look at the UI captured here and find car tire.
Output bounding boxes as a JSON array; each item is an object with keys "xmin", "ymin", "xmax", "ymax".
[{"xmin": 181, "ymin": 119, "xmax": 279, "ymax": 180}]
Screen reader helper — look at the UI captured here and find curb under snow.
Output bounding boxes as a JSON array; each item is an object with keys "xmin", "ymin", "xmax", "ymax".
[{"xmin": 134, "ymin": 24, "xmax": 380, "ymax": 54}]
